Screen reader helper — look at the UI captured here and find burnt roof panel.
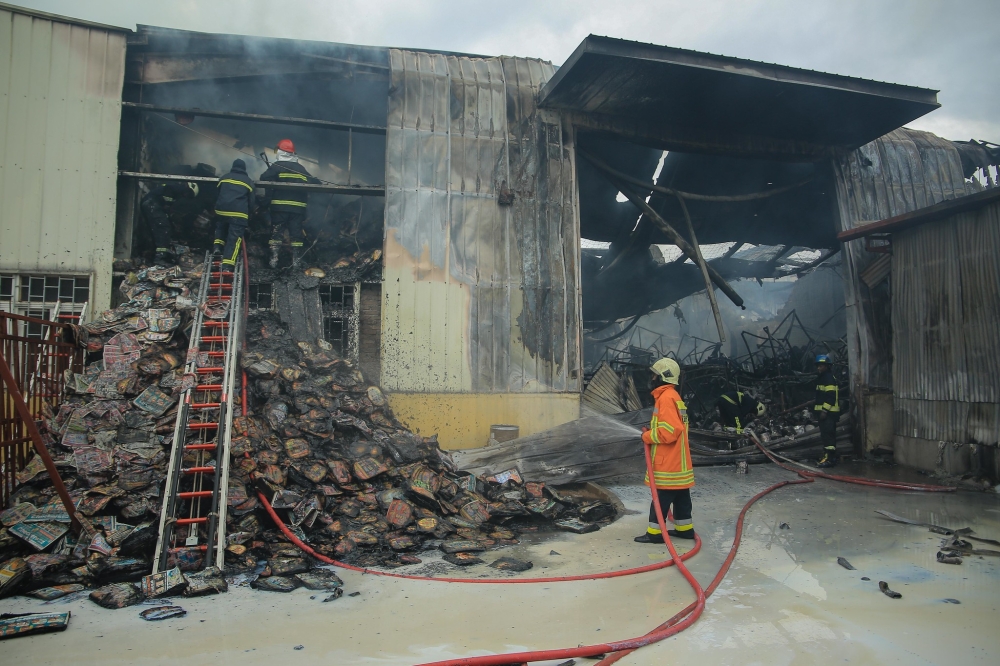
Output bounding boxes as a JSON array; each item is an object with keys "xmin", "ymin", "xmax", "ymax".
[{"xmin": 541, "ymin": 35, "xmax": 941, "ymax": 152}]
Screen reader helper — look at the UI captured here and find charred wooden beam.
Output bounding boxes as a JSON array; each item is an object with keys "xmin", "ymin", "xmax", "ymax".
[{"xmin": 677, "ymin": 195, "xmax": 726, "ymax": 342}]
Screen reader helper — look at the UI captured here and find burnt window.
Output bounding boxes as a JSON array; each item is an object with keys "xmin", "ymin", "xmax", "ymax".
[
  {"xmin": 248, "ymin": 282, "xmax": 273, "ymax": 311},
  {"xmin": 319, "ymin": 285, "xmax": 354, "ymax": 309},
  {"xmin": 0, "ymin": 275, "xmax": 13, "ymax": 300},
  {"xmin": 323, "ymin": 316, "xmax": 347, "ymax": 357}
]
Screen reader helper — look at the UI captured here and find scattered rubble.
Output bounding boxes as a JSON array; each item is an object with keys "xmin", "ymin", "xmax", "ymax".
[
  {"xmin": 878, "ymin": 581, "xmax": 902, "ymax": 599},
  {"xmin": 0, "ymin": 253, "xmax": 620, "ymax": 609}
]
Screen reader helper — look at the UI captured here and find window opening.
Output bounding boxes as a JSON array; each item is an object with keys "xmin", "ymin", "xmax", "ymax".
[{"xmin": 248, "ymin": 282, "xmax": 273, "ymax": 311}]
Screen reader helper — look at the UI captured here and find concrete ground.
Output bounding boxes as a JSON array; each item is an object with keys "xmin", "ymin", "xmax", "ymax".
[{"xmin": 2, "ymin": 463, "xmax": 998, "ymax": 665}]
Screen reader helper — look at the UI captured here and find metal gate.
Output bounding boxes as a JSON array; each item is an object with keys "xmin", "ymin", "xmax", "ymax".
[{"xmin": 0, "ymin": 312, "xmax": 85, "ymax": 508}]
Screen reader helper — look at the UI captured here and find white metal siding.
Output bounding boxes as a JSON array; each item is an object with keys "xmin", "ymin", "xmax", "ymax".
[{"xmin": 0, "ymin": 8, "xmax": 126, "ymax": 314}]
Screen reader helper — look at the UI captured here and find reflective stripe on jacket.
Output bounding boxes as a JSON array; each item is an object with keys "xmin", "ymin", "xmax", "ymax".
[
  {"xmin": 260, "ymin": 160, "xmax": 319, "ymax": 212},
  {"xmin": 814, "ymin": 369, "xmax": 840, "ymax": 413},
  {"xmin": 642, "ymin": 384, "xmax": 694, "ymax": 489},
  {"xmin": 214, "ymin": 168, "xmax": 255, "ymax": 219}
]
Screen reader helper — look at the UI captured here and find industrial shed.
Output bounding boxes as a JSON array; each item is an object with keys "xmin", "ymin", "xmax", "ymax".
[{"xmin": 4, "ymin": 3, "xmax": 996, "ymax": 456}]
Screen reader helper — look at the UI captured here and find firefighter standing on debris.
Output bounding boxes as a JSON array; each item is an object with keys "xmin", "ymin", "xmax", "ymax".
[
  {"xmin": 260, "ymin": 138, "xmax": 321, "ymax": 268},
  {"xmin": 212, "ymin": 159, "xmax": 256, "ymax": 267},
  {"xmin": 717, "ymin": 390, "xmax": 766, "ymax": 433},
  {"xmin": 814, "ymin": 354, "xmax": 841, "ymax": 468},
  {"xmin": 634, "ymin": 357, "xmax": 697, "ymax": 544},
  {"xmin": 140, "ymin": 180, "xmax": 200, "ymax": 264}
]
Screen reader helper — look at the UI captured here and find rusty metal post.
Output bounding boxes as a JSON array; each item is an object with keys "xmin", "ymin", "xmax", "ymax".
[{"xmin": 0, "ymin": 352, "xmax": 79, "ymax": 532}]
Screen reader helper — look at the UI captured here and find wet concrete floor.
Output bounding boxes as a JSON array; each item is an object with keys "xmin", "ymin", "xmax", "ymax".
[{"xmin": 3, "ymin": 463, "xmax": 998, "ymax": 665}]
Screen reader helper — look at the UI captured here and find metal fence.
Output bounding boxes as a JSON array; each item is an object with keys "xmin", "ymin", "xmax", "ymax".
[{"xmin": 0, "ymin": 312, "xmax": 85, "ymax": 508}]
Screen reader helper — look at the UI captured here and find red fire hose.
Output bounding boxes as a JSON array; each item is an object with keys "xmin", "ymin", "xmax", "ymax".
[{"xmin": 241, "ymin": 253, "xmax": 955, "ymax": 664}]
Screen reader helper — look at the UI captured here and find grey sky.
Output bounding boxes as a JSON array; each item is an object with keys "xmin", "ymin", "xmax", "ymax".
[{"xmin": 15, "ymin": 0, "xmax": 1000, "ymax": 141}]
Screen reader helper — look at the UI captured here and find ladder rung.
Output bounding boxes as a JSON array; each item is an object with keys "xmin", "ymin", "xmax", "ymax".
[
  {"xmin": 196, "ymin": 367, "xmax": 224, "ymax": 374},
  {"xmin": 200, "ymin": 336, "xmax": 226, "ymax": 343},
  {"xmin": 185, "ymin": 443, "xmax": 218, "ymax": 451},
  {"xmin": 177, "ymin": 490, "xmax": 215, "ymax": 499},
  {"xmin": 202, "ymin": 322, "xmax": 229, "ymax": 327},
  {"xmin": 182, "ymin": 466, "xmax": 216, "ymax": 474},
  {"xmin": 196, "ymin": 384, "xmax": 222, "ymax": 391},
  {"xmin": 191, "ymin": 402, "xmax": 221, "ymax": 409},
  {"xmin": 175, "ymin": 517, "xmax": 208, "ymax": 526},
  {"xmin": 187, "ymin": 422, "xmax": 218, "ymax": 430},
  {"xmin": 209, "ymin": 283, "xmax": 233, "ymax": 290},
  {"xmin": 169, "ymin": 545, "xmax": 208, "ymax": 552},
  {"xmin": 207, "ymin": 296, "xmax": 231, "ymax": 302},
  {"xmin": 206, "ymin": 351, "xmax": 225, "ymax": 357},
  {"xmin": 210, "ymin": 272, "xmax": 233, "ymax": 278}
]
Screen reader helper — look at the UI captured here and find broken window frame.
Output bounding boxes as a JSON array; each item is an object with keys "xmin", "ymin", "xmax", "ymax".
[{"xmin": 320, "ymin": 282, "xmax": 360, "ymax": 362}]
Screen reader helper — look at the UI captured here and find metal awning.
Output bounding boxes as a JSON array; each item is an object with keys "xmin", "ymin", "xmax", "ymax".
[{"xmin": 541, "ymin": 36, "xmax": 941, "ymax": 157}]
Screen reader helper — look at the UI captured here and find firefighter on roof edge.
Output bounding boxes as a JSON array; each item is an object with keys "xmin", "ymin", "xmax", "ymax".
[
  {"xmin": 634, "ymin": 357, "xmax": 696, "ymax": 543},
  {"xmin": 260, "ymin": 138, "xmax": 321, "ymax": 268},
  {"xmin": 717, "ymin": 389, "xmax": 766, "ymax": 433},
  {"xmin": 141, "ymin": 180, "xmax": 199, "ymax": 264},
  {"xmin": 212, "ymin": 159, "xmax": 255, "ymax": 267},
  {"xmin": 814, "ymin": 354, "xmax": 841, "ymax": 468}
]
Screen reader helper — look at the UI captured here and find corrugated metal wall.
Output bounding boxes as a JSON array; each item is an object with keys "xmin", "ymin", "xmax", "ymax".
[
  {"xmin": 893, "ymin": 201, "xmax": 1000, "ymax": 446},
  {"xmin": 833, "ymin": 128, "xmax": 975, "ymax": 391},
  {"xmin": 0, "ymin": 8, "xmax": 126, "ymax": 312},
  {"xmin": 382, "ymin": 50, "xmax": 580, "ymax": 394}
]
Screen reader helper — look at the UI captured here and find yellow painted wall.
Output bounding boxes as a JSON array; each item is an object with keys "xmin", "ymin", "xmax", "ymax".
[{"xmin": 388, "ymin": 392, "xmax": 581, "ymax": 450}]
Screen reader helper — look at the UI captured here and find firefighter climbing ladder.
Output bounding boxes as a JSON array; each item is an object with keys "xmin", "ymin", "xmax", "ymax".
[{"xmin": 153, "ymin": 253, "xmax": 245, "ymax": 573}]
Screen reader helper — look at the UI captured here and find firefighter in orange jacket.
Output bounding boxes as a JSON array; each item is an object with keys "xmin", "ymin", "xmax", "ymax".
[{"xmin": 634, "ymin": 357, "xmax": 696, "ymax": 543}]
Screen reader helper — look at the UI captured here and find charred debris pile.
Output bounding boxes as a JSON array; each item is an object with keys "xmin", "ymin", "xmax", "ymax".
[
  {"xmin": 0, "ymin": 256, "xmax": 618, "ymax": 607},
  {"xmin": 588, "ymin": 314, "xmax": 853, "ymax": 466}
]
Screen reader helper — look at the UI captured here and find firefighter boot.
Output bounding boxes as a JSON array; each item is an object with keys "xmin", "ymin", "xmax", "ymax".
[
  {"xmin": 817, "ymin": 447, "xmax": 838, "ymax": 468},
  {"xmin": 634, "ymin": 532, "xmax": 665, "ymax": 544},
  {"xmin": 269, "ymin": 243, "xmax": 280, "ymax": 268},
  {"xmin": 667, "ymin": 528, "xmax": 696, "ymax": 540}
]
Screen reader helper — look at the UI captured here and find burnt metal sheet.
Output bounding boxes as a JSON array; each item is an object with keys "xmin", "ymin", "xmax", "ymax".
[
  {"xmin": 890, "ymin": 201, "xmax": 1000, "ymax": 445},
  {"xmin": 833, "ymin": 128, "xmax": 975, "ymax": 392},
  {"xmin": 540, "ymin": 35, "xmax": 939, "ymax": 157},
  {"xmin": 382, "ymin": 50, "xmax": 580, "ymax": 393}
]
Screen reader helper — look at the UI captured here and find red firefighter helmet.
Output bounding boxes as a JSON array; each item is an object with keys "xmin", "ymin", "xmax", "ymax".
[{"xmin": 277, "ymin": 138, "xmax": 295, "ymax": 153}]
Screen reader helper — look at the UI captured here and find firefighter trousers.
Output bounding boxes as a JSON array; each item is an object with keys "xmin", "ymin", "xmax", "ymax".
[
  {"xmin": 269, "ymin": 210, "xmax": 306, "ymax": 248},
  {"xmin": 647, "ymin": 487, "xmax": 693, "ymax": 534},
  {"xmin": 819, "ymin": 414, "xmax": 839, "ymax": 452},
  {"xmin": 213, "ymin": 215, "xmax": 247, "ymax": 266}
]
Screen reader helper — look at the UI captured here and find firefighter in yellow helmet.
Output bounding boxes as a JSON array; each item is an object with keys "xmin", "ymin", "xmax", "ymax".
[{"xmin": 634, "ymin": 357, "xmax": 696, "ymax": 543}]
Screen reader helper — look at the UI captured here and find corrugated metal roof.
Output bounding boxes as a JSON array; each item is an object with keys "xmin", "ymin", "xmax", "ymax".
[
  {"xmin": 381, "ymin": 50, "xmax": 580, "ymax": 394},
  {"xmin": 540, "ymin": 35, "xmax": 939, "ymax": 153},
  {"xmin": 0, "ymin": 7, "xmax": 126, "ymax": 313}
]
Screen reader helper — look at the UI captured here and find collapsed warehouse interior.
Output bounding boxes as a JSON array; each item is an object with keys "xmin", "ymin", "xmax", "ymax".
[
  {"xmin": 574, "ymin": 135, "xmax": 849, "ymax": 423},
  {"xmin": 113, "ymin": 27, "xmax": 390, "ymax": 374}
]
